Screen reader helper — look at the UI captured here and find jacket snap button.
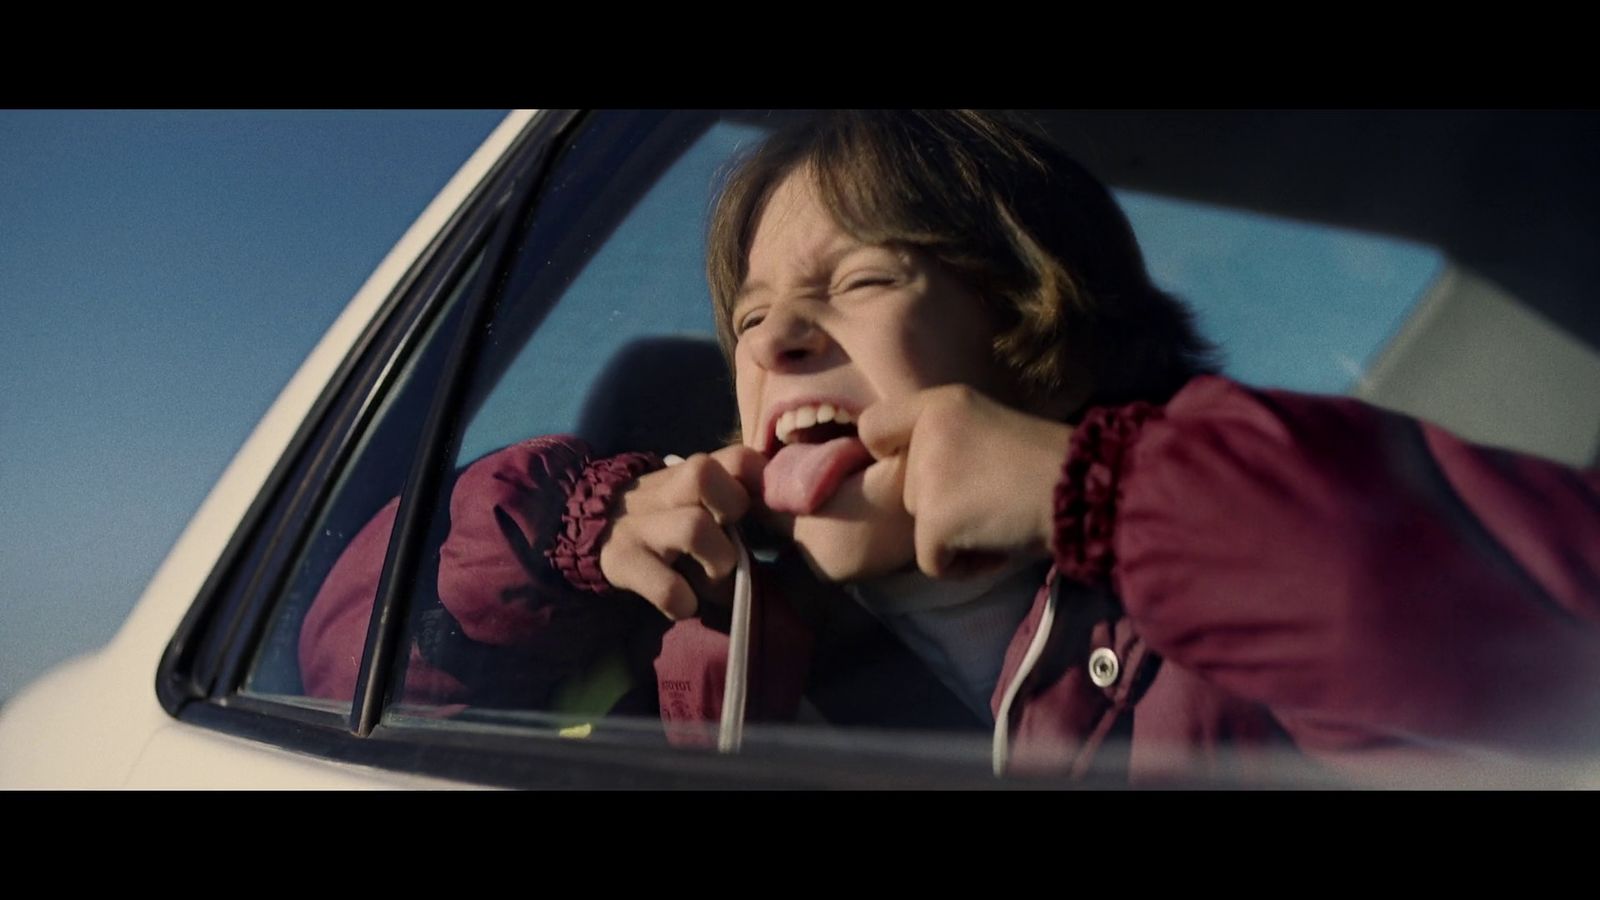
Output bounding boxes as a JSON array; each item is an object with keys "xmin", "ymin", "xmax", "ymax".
[{"xmin": 1088, "ymin": 648, "xmax": 1120, "ymax": 688}]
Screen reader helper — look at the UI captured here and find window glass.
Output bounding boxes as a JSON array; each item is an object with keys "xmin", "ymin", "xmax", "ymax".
[
  {"xmin": 299, "ymin": 110, "xmax": 1594, "ymax": 789},
  {"xmin": 373, "ymin": 112, "xmax": 1465, "ymax": 753},
  {"xmin": 240, "ymin": 248, "xmax": 483, "ymax": 711},
  {"xmin": 457, "ymin": 120, "xmax": 767, "ymax": 463},
  {"xmin": 383, "ymin": 112, "xmax": 765, "ymax": 733},
  {"xmin": 1118, "ymin": 189, "xmax": 1445, "ymax": 395}
]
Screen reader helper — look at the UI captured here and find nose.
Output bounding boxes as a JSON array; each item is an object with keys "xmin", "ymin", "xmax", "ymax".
[{"xmin": 746, "ymin": 304, "xmax": 832, "ymax": 371}]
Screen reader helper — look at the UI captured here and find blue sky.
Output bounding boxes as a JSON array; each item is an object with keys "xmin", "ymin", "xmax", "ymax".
[{"xmin": 0, "ymin": 110, "xmax": 507, "ymax": 701}]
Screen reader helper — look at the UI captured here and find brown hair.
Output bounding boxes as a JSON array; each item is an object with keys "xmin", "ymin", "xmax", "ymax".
[{"xmin": 706, "ymin": 110, "xmax": 1217, "ymax": 414}]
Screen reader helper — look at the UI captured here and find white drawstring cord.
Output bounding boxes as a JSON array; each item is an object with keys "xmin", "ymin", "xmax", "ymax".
[
  {"xmin": 662, "ymin": 455, "xmax": 751, "ymax": 754},
  {"xmin": 718, "ymin": 529, "xmax": 753, "ymax": 753}
]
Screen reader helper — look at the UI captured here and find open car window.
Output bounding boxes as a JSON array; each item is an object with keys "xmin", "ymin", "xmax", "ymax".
[
  {"xmin": 241, "ymin": 249, "xmax": 483, "ymax": 712},
  {"xmin": 181, "ymin": 110, "xmax": 1600, "ymax": 788}
]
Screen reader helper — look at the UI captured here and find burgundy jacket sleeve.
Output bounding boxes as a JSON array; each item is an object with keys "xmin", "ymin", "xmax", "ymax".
[
  {"xmin": 1055, "ymin": 374, "xmax": 1600, "ymax": 761},
  {"xmin": 300, "ymin": 497, "xmax": 463, "ymax": 704},
  {"xmin": 436, "ymin": 436, "xmax": 660, "ymax": 668},
  {"xmin": 299, "ymin": 436, "xmax": 661, "ymax": 704}
]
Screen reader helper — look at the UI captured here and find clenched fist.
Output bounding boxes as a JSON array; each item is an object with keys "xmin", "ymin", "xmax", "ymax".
[
  {"xmin": 599, "ymin": 444, "xmax": 766, "ymax": 619},
  {"xmin": 856, "ymin": 385, "xmax": 1073, "ymax": 579}
]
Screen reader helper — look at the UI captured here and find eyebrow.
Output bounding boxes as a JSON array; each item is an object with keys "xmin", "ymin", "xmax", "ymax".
[
  {"xmin": 734, "ymin": 242, "xmax": 891, "ymax": 309},
  {"xmin": 733, "ymin": 279, "xmax": 769, "ymax": 306}
]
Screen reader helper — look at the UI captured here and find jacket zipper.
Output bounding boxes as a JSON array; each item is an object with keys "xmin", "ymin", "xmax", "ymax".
[{"xmin": 991, "ymin": 579, "xmax": 1059, "ymax": 777}]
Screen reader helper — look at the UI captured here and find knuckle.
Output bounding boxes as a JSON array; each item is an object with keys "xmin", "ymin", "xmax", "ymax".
[
  {"xmin": 930, "ymin": 385, "xmax": 974, "ymax": 422},
  {"xmin": 667, "ymin": 586, "xmax": 698, "ymax": 620},
  {"xmin": 683, "ymin": 453, "xmax": 714, "ymax": 482},
  {"xmin": 942, "ymin": 383, "xmax": 975, "ymax": 403},
  {"xmin": 675, "ymin": 507, "xmax": 716, "ymax": 543},
  {"xmin": 705, "ymin": 546, "xmax": 736, "ymax": 580},
  {"xmin": 689, "ymin": 509, "xmax": 723, "ymax": 545}
]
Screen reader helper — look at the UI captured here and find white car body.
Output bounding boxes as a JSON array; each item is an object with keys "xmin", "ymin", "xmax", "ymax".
[{"xmin": 0, "ymin": 110, "xmax": 538, "ymax": 789}]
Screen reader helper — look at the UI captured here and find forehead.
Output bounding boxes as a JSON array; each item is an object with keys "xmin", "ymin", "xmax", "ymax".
[{"xmin": 743, "ymin": 171, "xmax": 864, "ymax": 287}]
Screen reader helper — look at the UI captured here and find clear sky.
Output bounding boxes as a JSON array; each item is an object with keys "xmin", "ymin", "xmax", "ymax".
[{"xmin": 0, "ymin": 110, "xmax": 508, "ymax": 701}]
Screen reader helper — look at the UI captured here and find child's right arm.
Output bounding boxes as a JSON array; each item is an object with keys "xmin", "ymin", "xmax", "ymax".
[{"xmin": 437, "ymin": 437, "xmax": 765, "ymax": 641}]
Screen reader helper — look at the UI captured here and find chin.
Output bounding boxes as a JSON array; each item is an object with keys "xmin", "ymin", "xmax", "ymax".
[
  {"xmin": 763, "ymin": 457, "xmax": 915, "ymax": 582},
  {"xmin": 784, "ymin": 477, "xmax": 915, "ymax": 582},
  {"xmin": 789, "ymin": 510, "xmax": 915, "ymax": 583}
]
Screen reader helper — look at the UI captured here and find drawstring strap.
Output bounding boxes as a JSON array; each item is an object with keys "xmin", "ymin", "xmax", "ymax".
[{"xmin": 662, "ymin": 454, "xmax": 751, "ymax": 754}]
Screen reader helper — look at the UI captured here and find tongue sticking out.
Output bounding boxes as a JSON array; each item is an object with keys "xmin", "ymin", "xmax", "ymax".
[{"xmin": 764, "ymin": 436, "xmax": 874, "ymax": 515}]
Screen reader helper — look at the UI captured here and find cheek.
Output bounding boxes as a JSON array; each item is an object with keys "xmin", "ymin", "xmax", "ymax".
[
  {"xmin": 733, "ymin": 359, "xmax": 761, "ymax": 445},
  {"xmin": 788, "ymin": 458, "xmax": 916, "ymax": 581},
  {"xmin": 883, "ymin": 331, "xmax": 1000, "ymax": 397},
  {"xmin": 870, "ymin": 296, "xmax": 1004, "ymax": 396}
]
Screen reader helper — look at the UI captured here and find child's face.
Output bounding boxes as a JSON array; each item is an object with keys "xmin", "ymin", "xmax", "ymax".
[{"xmin": 732, "ymin": 169, "xmax": 1018, "ymax": 581}]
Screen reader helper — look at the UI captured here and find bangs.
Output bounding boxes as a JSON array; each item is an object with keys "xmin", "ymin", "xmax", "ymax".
[{"xmin": 705, "ymin": 111, "xmax": 1216, "ymax": 413}]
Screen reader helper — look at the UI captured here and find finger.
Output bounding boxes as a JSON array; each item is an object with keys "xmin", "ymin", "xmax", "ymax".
[
  {"xmin": 915, "ymin": 528, "xmax": 948, "ymax": 579},
  {"xmin": 942, "ymin": 550, "xmax": 1010, "ymax": 580},
  {"xmin": 914, "ymin": 503, "xmax": 971, "ymax": 579},
  {"xmin": 613, "ymin": 556, "xmax": 700, "ymax": 620},
  {"xmin": 710, "ymin": 443, "xmax": 768, "ymax": 500},
  {"xmin": 897, "ymin": 447, "xmax": 919, "ymax": 518},
  {"xmin": 675, "ymin": 556, "xmax": 735, "ymax": 611},
  {"xmin": 662, "ymin": 507, "xmax": 740, "ymax": 585},
  {"xmin": 613, "ymin": 465, "xmax": 675, "ymax": 516},
  {"xmin": 855, "ymin": 393, "xmax": 931, "ymax": 461},
  {"xmin": 665, "ymin": 453, "xmax": 752, "ymax": 526},
  {"xmin": 914, "ymin": 504, "xmax": 955, "ymax": 578}
]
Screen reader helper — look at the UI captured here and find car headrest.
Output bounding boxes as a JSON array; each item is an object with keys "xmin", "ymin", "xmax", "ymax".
[{"xmin": 574, "ymin": 335, "xmax": 737, "ymax": 459}]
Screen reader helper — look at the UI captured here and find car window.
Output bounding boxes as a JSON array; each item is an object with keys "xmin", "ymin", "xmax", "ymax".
[
  {"xmin": 363, "ymin": 110, "xmax": 1479, "ymax": 761},
  {"xmin": 239, "ymin": 248, "xmax": 484, "ymax": 711},
  {"xmin": 1119, "ymin": 189, "xmax": 1444, "ymax": 395},
  {"xmin": 199, "ymin": 110, "xmax": 1600, "ymax": 788},
  {"xmin": 456, "ymin": 119, "xmax": 768, "ymax": 464},
  {"xmin": 382, "ymin": 112, "xmax": 763, "ymax": 733}
]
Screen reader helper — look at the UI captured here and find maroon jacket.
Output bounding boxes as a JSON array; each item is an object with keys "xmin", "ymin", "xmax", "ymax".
[{"xmin": 302, "ymin": 376, "xmax": 1600, "ymax": 785}]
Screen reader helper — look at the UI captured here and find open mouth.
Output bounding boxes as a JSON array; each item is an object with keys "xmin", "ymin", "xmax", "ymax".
[
  {"xmin": 762, "ymin": 402, "xmax": 873, "ymax": 514},
  {"xmin": 776, "ymin": 419, "xmax": 857, "ymax": 452},
  {"xmin": 765, "ymin": 401, "xmax": 856, "ymax": 456}
]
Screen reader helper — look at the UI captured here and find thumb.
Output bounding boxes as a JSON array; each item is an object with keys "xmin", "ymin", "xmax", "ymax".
[
  {"xmin": 711, "ymin": 443, "xmax": 768, "ymax": 499},
  {"xmin": 856, "ymin": 394, "xmax": 927, "ymax": 461}
]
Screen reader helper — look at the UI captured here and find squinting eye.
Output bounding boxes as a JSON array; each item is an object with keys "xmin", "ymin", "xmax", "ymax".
[
  {"xmin": 843, "ymin": 276, "xmax": 895, "ymax": 291},
  {"xmin": 736, "ymin": 311, "xmax": 766, "ymax": 336}
]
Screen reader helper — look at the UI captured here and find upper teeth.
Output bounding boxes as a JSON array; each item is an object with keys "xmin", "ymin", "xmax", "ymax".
[{"xmin": 775, "ymin": 403, "xmax": 853, "ymax": 445}]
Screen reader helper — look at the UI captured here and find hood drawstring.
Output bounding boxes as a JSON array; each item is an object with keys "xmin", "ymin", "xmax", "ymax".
[
  {"xmin": 662, "ymin": 454, "xmax": 752, "ymax": 753},
  {"xmin": 718, "ymin": 528, "xmax": 754, "ymax": 753}
]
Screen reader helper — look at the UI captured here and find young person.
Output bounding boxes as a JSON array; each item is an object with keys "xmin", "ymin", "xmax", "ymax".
[{"xmin": 305, "ymin": 111, "xmax": 1600, "ymax": 785}]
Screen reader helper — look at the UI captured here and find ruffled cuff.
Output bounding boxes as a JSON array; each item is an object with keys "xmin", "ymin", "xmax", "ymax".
[
  {"xmin": 547, "ymin": 451, "xmax": 663, "ymax": 593},
  {"xmin": 1052, "ymin": 402, "xmax": 1163, "ymax": 587}
]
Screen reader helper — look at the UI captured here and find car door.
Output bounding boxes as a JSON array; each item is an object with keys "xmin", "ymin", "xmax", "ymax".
[{"xmin": 128, "ymin": 109, "xmax": 1600, "ymax": 788}]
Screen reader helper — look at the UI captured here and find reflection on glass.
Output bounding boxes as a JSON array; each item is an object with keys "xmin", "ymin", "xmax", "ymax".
[{"xmin": 241, "ymin": 250, "xmax": 483, "ymax": 711}]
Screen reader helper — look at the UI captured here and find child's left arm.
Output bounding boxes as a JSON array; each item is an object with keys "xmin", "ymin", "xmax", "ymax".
[{"xmin": 860, "ymin": 375, "xmax": 1600, "ymax": 762}]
